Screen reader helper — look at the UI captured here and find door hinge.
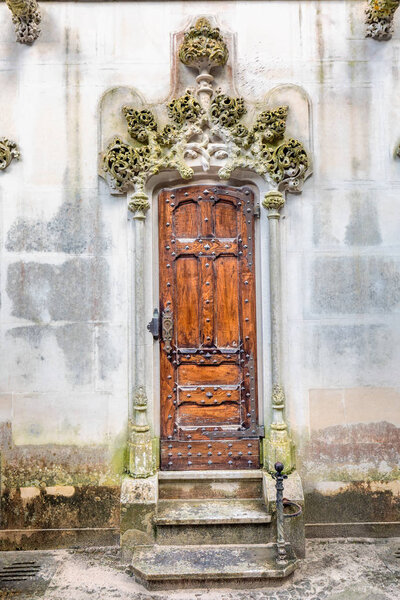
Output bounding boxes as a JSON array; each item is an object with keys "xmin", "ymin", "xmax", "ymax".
[
  {"xmin": 254, "ymin": 204, "xmax": 260, "ymax": 218},
  {"xmin": 147, "ymin": 308, "xmax": 159, "ymax": 340}
]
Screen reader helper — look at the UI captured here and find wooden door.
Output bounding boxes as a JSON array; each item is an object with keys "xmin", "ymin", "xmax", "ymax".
[{"xmin": 159, "ymin": 184, "xmax": 261, "ymax": 470}]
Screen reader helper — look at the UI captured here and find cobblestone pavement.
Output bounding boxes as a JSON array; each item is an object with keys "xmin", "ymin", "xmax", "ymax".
[{"xmin": 0, "ymin": 539, "xmax": 399, "ymax": 600}]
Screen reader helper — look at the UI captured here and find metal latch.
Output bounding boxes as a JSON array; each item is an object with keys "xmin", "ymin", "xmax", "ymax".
[{"xmin": 147, "ymin": 308, "xmax": 159, "ymax": 340}]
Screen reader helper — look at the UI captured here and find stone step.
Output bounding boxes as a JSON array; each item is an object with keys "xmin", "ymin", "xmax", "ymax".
[
  {"xmin": 155, "ymin": 521, "xmax": 274, "ymax": 546},
  {"xmin": 154, "ymin": 499, "xmax": 271, "ymax": 525},
  {"xmin": 131, "ymin": 544, "xmax": 298, "ymax": 589},
  {"xmin": 158, "ymin": 469, "xmax": 263, "ymax": 500}
]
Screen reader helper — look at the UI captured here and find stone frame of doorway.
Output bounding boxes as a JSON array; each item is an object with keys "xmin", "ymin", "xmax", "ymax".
[
  {"xmin": 120, "ymin": 164, "xmax": 306, "ymax": 558},
  {"xmin": 129, "ymin": 167, "xmax": 272, "ymax": 475}
]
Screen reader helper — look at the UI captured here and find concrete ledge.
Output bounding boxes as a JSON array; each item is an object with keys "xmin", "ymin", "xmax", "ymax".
[
  {"xmin": 158, "ymin": 470, "xmax": 263, "ymax": 480},
  {"xmin": 306, "ymin": 521, "xmax": 400, "ymax": 538},
  {"xmin": 0, "ymin": 528, "xmax": 119, "ymax": 551}
]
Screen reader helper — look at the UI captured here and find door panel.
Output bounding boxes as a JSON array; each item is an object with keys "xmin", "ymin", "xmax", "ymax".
[
  {"xmin": 175, "ymin": 257, "xmax": 200, "ymax": 347},
  {"xmin": 214, "ymin": 256, "xmax": 240, "ymax": 347},
  {"xmin": 159, "ymin": 184, "xmax": 260, "ymax": 470}
]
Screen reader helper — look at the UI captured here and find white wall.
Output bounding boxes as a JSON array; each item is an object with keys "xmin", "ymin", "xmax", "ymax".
[{"xmin": 0, "ymin": 1, "xmax": 399, "ymax": 499}]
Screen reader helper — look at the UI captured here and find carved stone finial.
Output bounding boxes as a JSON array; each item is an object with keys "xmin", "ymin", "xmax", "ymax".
[
  {"xmin": 6, "ymin": 0, "xmax": 41, "ymax": 44},
  {"xmin": 128, "ymin": 190, "xmax": 150, "ymax": 219},
  {"xmin": 0, "ymin": 138, "xmax": 21, "ymax": 171},
  {"xmin": 262, "ymin": 190, "xmax": 285, "ymax": 214},
  {"xmin": 365, "ymin": 0, "xmax": 400, "ymax": 41},
  {"xmin": 178, "ymin": 17, "xmax": 229, "ymax": 71}
]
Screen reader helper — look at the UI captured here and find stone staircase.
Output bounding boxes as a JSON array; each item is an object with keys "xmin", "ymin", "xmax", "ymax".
[{"xmin": 126, "ymin": 470, "xmax": 300, "ymax": 589}]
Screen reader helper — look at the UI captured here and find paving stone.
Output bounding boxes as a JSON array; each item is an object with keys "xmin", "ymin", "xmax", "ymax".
[{"xmin": 0, "ymin": 539, "xmax": 397, "ymax": 600}]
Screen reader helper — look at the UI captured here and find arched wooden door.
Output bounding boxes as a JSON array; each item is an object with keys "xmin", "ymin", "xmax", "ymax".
[{"xmin": 159, "ymin": 184, "xmax": 261, "ymax": 470}]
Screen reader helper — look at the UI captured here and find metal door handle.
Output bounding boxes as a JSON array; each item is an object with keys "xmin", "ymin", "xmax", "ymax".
[{"xmin": 162, "ymin": 306, "xmax": 173, "ymax": 352}]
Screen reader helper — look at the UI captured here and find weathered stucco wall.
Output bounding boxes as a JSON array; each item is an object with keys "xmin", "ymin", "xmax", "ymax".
[{"xmin": 0, "ymin": 0, "xmax": 399, "ymax": 546}]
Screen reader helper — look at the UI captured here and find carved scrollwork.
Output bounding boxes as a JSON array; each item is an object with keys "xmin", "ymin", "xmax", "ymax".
[
  {"xmin": 210, "ymin": 94, "xmax": 246, "ymax": 128},
  {"xmin": 365, "ymin": 0, "xmax": 400, "ymax": 40},
  {"xmin": 167, "ymin": 91, "xmax": 204, "ymax": 124},
  {"xmin": 99, "ymin": 18, "xmax": 311, "ymax": 208},
  {"xmin": 6, "ymin": 0, "xmax": 41, "ymax": 44},
  {"xmin": 0, "ymin": 138, "xmax": 20, "ymax": 171}
]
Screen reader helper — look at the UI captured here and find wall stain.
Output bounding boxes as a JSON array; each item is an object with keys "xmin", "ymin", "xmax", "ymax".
[
  {"xmin": 6, "ymin": 199, "xmax": 110, "ymax": 255},
  {"xmin": 7, "ymin": 258, "xmax": 110, "ymax": 322},
  {"xmin": 311, "ymin": 256, "xmax": 400, "ymax": 313},
  {"xmin": 305, "ymin": 481, "xmax": 400, "ymax": 524},
  {"xmin": 305, "ymin": 422, "xmax": 400, "ymax": 478},
  {"xmin": 96, "ymin": 326, "xmax": 122, "ymax": 381},
  {"xmin": 345, "ymin": 197, "xmax": 382, "ymax": 246},
  {"xmin": 8, "ymin": 324, "xmax": 93, "ymax": 386}
]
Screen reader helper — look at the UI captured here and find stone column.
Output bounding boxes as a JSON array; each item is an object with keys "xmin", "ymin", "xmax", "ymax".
[
  {"xmin": 262, "ymin": 190, "xmax": 295, "ymax": 473},
  {"xmin": 127, "ymin": 191, "xmax": 156, "ymax": 478}
]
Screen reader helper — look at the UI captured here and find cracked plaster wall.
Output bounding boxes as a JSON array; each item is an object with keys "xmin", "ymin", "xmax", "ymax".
[{"xmin": 0, "ymin": 0, "xmax": 399, "ymax": 542}]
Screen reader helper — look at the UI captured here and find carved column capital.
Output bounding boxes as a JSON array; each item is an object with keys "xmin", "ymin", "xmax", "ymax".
[
  {"xmin": 128, "ymin": 191, "xmax": 150, "ymax": 220},
  {"xmin": 0, "ymin": 138, "xmax": 20, "ymax": 171},
  {"xmin": 262, "ymin": 190, "xmax": 285, "ymax": 218},
  {"xmin": 365, "ymin": 0, "xmax": 400, "ymax": 41},
  {"xmin": 6, "ymin": 0, "xmax": 41, "ymax": 44}
]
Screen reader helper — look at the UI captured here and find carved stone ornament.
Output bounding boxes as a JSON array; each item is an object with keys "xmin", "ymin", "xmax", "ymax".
[
  {"xmin": 262, "ymin": 190, "xmax": 285, "ymax": 213},
  {"xmin": 99, "ymin": 18, "xmax": 311, "ymax": 212},
  {"xmin": 6, "ymin": 0, "xmax": 41, "ymax": 44},
  {"xmin": 365, "ymin": 0, "xmax": 400, "ymax": 40},
  {"xmin": 0, "ymin": 138, "xmax": 20, "ymax": 171}
]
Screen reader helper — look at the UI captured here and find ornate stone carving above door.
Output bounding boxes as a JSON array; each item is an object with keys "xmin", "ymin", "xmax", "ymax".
[
  {"xmin": 0, "ymin": 138, "xmax": 20, "ymax": 171},
  {"xmin": 365, "ymin": 0, "xmax": 400, "ymax": 40},
  {"xmin": 99, "ymin": 17, "xmax": 312, "ymax": 215},
  {"xmin": 5, "ymin": 0, "xmax": 41, "ymax": 44}
]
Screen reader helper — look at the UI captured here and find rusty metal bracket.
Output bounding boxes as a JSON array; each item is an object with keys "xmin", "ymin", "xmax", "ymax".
[
  {"xmin": 147, "ymin": 308, "xmax": 159, "ymax": 340},
  {"xmin": 283, "ymin": 498, "xmax": 302, "ymax": 519}
]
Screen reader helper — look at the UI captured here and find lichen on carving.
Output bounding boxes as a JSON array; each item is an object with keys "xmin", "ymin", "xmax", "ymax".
[
  {"xmin": 0, "ymin": 138, "xmax": 20, "ymax": 171},
  {"xmin": 6, "ymin": 0, "xmax": 41, "ymax": 44},
  {"xmin": 99, "ymin": 18, "xmax": 311, "ymax": 210},
  {"xmin": 178, "ymin": 17, "xmax": 229, "ymax": 70},
  {"xmin": 365, "ymin": 0, "xmax": 400, "ymax": 41}
]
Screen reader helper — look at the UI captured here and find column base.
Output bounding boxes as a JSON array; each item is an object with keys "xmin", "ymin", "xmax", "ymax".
[
  {"xmin": 262, "ymin": 429, "xmax": 296, "ymax": 474},
  {"xmin": 128, "ymin": 432, "xmax": 159, "ymax": 478}
]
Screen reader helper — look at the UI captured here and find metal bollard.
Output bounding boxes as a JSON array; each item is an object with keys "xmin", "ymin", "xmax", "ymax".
[{"xmin": 272, "ymin": 461, "xmax": 288, "ymax": 565}]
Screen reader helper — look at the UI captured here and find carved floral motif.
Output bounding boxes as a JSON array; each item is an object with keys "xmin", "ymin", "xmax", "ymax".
[
  {"xmin": 6, "ymin": 0, "xmax": 41, "ymax": 44},
  {"xmin": 262, "ymin": 190, "xmax": 285, "ymax": 212},
  {"xmin": 178, "ymin": 17, "xmax": 229, "ymax": 70},
  {"xmin": 365, "ymin": 0, "xmax": 400, "ymax": 40},
  {"xmin": 0, "ymin": 138, "xmax": 20, "ymax": 171}
]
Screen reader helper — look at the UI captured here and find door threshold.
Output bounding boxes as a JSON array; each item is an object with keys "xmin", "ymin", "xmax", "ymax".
[{"xmin": 158, "ymin": 469, "xmax": 263, "ymax": 480}]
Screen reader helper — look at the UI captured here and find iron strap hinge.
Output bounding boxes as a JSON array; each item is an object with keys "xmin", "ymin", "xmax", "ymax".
[{"xmin": 254, "ymin": 204, "xmax": 261, "ymax": 218}]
